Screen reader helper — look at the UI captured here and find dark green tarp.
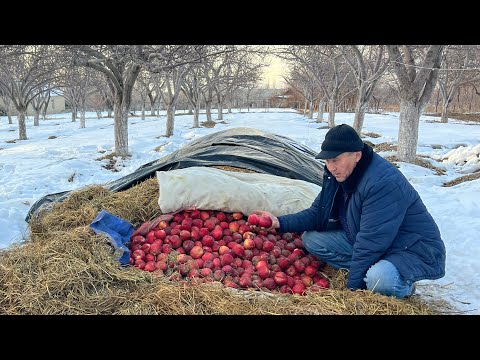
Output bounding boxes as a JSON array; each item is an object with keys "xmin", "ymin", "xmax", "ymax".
[{"xmin": 26, "ymin": 127, "xmax": 324, "ymax": 222}]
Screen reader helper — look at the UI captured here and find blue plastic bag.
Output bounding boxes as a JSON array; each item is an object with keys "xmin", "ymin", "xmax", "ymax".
[{"xmin": 89, "ymin": 210, "xmax": 134, "ymax": 266}]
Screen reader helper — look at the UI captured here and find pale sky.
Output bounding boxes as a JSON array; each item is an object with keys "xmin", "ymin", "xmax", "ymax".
[{"xmin": 261, "ymin": 56, "xmax": 287, "ymax": 89}]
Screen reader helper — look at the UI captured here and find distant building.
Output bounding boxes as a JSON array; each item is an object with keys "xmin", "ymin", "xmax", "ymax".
[
  {"xmin": 40, "ymin": 94, "xmax": 66, "ymax": 115},
  {"xmin": 245, "ymin": 88, "xmax": 284, "ymax": 108},
  {"xmin": 0, "ymin": 93, "xmax": 65, "ymax": 116}
]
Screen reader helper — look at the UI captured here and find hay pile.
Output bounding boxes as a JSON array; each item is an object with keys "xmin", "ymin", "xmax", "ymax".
[{"xmin": 0, "ymin": 169, "xmax": 438, "ymax": 315}]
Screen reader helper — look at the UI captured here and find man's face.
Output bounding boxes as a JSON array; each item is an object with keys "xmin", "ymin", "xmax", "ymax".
[{"xmin": 325, "ymin": 151, "xmax": 362, "ymax": 182}]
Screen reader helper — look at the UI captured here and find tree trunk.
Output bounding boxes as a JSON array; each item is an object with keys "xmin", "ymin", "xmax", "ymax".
[
  {"xmin": 18, "ymin": 110, "xmax": 27, "ymax": 140},
  {"xmin": 316, "ymin": 99, "xmax": 325, "ymax": 123},
  {"xmin": 352, "ymin": 102, "xmax": 367, "ymax": 133},
  {"xmin": 352, "ymin": 83, "xmax": 368, "ymax": 132},
  {"xmin": 217, "ymin": 103, "xmax": 223, "ymax": 120},
  {"xmin": 113, "ymin": 97, "xmax": 129, "ymax": 157},
  {"xmin": 205, "ymin": 101, "xmax": 212, "ymax": 121},
  {"xmin": 397, "ymin": 99, "xmax": 421, "ymax": 162},
  {"xmin": 468, "ymin": 85, "xmax": 474, "ymax": 113},
  {"xmin": 8, "ymin": 114, "xmax": 13, "ymax": 124},
  {"xmin": 440, "ymin": 102, "xmax": 449, "ymax": 123},
  {"xmin": 71, "ymin": 110, "xmax": 77, "ymax": 122},
  {"xmin": 96, "ymin": 110, "xmax": 102, "ymax": 119},
  {"xmin": 165, "ymin": 104, "xmax": 175, "ymax": 137},
  {"xmin": 328, "ymin": 96, "xmax": 336, "ymax": 127},
  {"xmin": 434, "ymin": 90, "xmax": 440, "ymax": 113},
  {"xmin": 149, "ymin": 98, "xmax": 156, "ymax": 116},
  {"xmin": 387, "ymin": 45, "xmax": 443, "ymax": 163},
  {"xmin": 33, "ymin": 109, "xmax": 40, "ymax": 126},
  {"xmin": 141, "ymin": 104, "xmax": 145, "ymax": 120},
  {"xmin": 193, "ymin": 107, "xmax": 200, "ymax": 128},
  {"xmin": 308, "ymin": 101, "xmax": 314, "ymax": 119},
  {"xmin": 79, "ymin": 110, "xmax": 86, "ymax": 128}
]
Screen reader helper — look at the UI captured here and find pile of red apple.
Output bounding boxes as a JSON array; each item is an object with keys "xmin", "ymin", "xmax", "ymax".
[{"xmin": 128, "ymin": 209, "xmax": 330, "ymax": 295}]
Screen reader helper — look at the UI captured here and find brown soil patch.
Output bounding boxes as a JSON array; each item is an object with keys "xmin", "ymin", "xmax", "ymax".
[
  {"xmin": 443, "ymin": 171, "xmax": 480, "ymax": 187},
  {"xmin": 383, "ymin": 155, "xmax": 445, "ymax": 175},
  {"xmin": 200, "ymin": 120, "xmax": 217, "ymax": 128},
  {"xmin": 363, "ymin": 132, "xmax": 381, "ymax": 138},
  {"xmin": 414, "ymin": 157, "xmax": 446, "ymax": 175},
  {"xmin": 96, "ymin": 153, "xmax": 131, "ymax": 172},
  {"xmin": 425, "ymin": 112, "xmax": 480, "ymax": 123},
  {"xmin": 48, "ymin": 136, "xmax": 57, "ymax": 139}
]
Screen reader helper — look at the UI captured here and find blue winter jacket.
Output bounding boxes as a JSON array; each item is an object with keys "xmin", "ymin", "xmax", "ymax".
[{"xmin": 278, "ymin": 144, "xmax": 446, "ymax": 290}]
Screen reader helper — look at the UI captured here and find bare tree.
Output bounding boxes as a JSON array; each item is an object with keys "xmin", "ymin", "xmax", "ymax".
[
  {"xmin": 211, "ymin": 47, "xmax": 265, "ymax": 120},
  {"xmin": 163, "ymin": 65, "xmax": 189, "ymax": 137},
  {"xmin": 70, "ymin": 45, "xmax": 207, "ymax": 153},
  {"xmin": 144, "ymin": 45, "xmax": 226, "ymax": 135},
  {"xmin": 133, "ymin": 70, "xmax": 151, "ymax": 119},
  {"xmin": 61, "ymin": 66, "xmax": 95, "ymax": 127},
  {"xmin": 71, "ymin": 45, "xmax": 143, "ymax": 156},
  {"xmin": 135, "ymin": 70, "xmax": 164, "ymax": 117},
  {"xmin": 341, "ymin": 45, "xmax": 390, "ymax": 133},
  {"xmin": 277, "ymin": 45, "xmax": 351, "ymax": 127},
  {"xmin": 387, "ymin": 45, "xmax": 444, "ymax": 163},
  {"xmin": 0, "ymin": 92, "xmax": 14, "ymax": 124},
  {"xmin": 41, "ymin": 91, "xmax": 51, "ymax": 120},
  {"xmin": 86, "ymin": 72, "xmax": 112, "ymax": 119},
  {"xmin": 437, "ymin": 45, "xmax": 480, "ymax": 123},
  {"xmin": 181, "ymin": 64, "xmax": 203, "ymax": 127},
  {"xmin": 0, "ymin": 45, "xmax": 64, "ymax": 140},
  {"xmin": 284, "ymin": 65, "xmax": 319, "ymax": 119},
  {"xmin": 30, "ymin": 89, "xmax": 51, "ymax": 126}
]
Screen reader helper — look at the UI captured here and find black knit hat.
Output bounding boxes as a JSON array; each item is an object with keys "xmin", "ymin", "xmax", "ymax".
[{"xmin": 316, "ymin": 124, "xmax": 364, "ymax": 159}]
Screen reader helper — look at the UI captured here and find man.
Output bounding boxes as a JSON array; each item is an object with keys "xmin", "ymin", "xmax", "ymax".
[{"xmin": 256, "ymin": 124, "xmax": 446, "ymax": 298}]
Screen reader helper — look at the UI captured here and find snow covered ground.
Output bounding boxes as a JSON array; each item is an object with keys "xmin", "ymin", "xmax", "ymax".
[{"xmin": 1, "ymin": 108, "xmax": 479, "ymax": 314}]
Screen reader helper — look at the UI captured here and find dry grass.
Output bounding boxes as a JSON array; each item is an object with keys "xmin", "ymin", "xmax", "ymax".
[
  {"xmin": 362, "ymin": 132, "xmax": 381, "ymax": 138},
  {"xmin": 0, "ymin": 168, "xmax": 440, "ymax": 315},
  {"xmin": 374, "ymin": 142, "xmax": 397, "ymax": 152}
]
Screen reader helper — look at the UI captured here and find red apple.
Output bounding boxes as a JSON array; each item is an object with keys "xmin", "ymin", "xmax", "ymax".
[
  {"xmin": 190, "ymin": 245, "xmax": 204, "ymax": 259},
  {"xmin": 247, "ymin": 213, "xmax": 259, "ymax": 226},
  {"xmin": 232, "ymin": 212, "xmax": 244, "ymax": 220},
  {"xmin": 292, "ymin": 283, "xmax": 306, "ymax": 295},
  {"xmin": 243, "ymin": 238, "xmax": 255, "ymax": 250},
  {"xmin": 258, "ymin": 214, "xmax": 272, "ymax": 228},
  {"xmin": 315, "ymin": 278, "xmax": 330, "ymax": 289},
  {"xmin": 273, "ymin": 271, "xmax": 288, "ymax": 286}
]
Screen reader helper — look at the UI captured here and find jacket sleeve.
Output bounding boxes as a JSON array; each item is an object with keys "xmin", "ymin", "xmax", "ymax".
[
  {"xmin": 277, "ymin": 191, "xmax": 322, "ymax": 233},
  {"xmin": 347, "ymin": 179, "xmax": 409, "ymax": 290}
]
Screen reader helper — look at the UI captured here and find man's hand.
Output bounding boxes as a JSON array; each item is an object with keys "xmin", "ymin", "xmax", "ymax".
[{"xmin": 251, "ymin": 210, "xmax": 280, "ymax": 231}]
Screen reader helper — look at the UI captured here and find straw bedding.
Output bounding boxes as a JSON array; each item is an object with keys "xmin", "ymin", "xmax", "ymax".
[{"xmin": 0, "ymin": 167, "xmax": 442, "ymax": 315}]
